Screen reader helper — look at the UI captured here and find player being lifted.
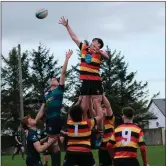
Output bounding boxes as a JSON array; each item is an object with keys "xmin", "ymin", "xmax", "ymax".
[
  {"xmin": 59, "ymin": 17, "xmax": 109, "ymax": 146},
  {"xmin": 59, "ymin": 16, "xmax": 109, "ymax": 118},
  {"xmin": 35, "ymin": 49, "xmax": 73, "ymax": 166}
]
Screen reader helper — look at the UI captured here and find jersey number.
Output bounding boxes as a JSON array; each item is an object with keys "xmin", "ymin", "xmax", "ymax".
[
  {"xmin": 74, "ymin": 124, "xmax": 78, "ymax": 136},
  {"xmin": 121, "ymin": 128, "xmax": 131, "ymax": 145}
]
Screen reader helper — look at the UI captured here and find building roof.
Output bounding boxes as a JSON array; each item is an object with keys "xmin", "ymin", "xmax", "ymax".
[{"xmin": 152, "ymin": 99, "xmax": 165, "ymax": 116}]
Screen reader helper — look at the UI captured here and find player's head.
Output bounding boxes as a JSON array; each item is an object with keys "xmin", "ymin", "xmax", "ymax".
[
  {"xmin": 21, "ymin": 115, "xmax": 36, "ymax": 130},
  {"xmin": 50, "ymin": 77, "xmax": 59, "ymax": 87},
  {"xmin": 90, "ymin": 38, "xmax": 104, "ymax": 49},
  {"xmin": 69, "ymin": 105, "xmax": 83, "ymax": 122},
  {"xmin": 122, "ymin": 107, "xmax": 135, "ymax": 121}
]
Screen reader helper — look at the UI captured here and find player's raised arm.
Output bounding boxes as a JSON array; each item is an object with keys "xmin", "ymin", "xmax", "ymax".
[
  {"xmin": 93, "ymin": 99, "xmax": 103, "ymax": 125},
  {"xmin": 102, "ymin": 95, "xmax": 113, "ymax": 116},
  {"xmin": 59, "ymin": 16, "xmax": 81, "ymax": 47},
  {"xmin": 59, "ymin": 49, "xmax": 73, "ymax": 85},
  {"xmin": 35, "ymin": 103, "xmax": 45, "ymax": 124}
]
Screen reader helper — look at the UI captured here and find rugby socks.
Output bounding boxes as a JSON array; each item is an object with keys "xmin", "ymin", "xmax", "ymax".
[
  {"xmin": 21, "ymin": 151, "xmax": 24, "ymax": 160},
  {"xmin": 51, "ymin": 151, "xmax": 61, "ymax": 166},
  {"xmin": 12, "ymin": 153, "xmax": 15, "ymax": 160}
]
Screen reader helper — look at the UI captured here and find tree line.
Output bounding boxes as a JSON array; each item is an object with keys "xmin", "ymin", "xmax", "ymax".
[{"xmin": 1, "ymin": 42, "xmax": 159, "ymax": 135}]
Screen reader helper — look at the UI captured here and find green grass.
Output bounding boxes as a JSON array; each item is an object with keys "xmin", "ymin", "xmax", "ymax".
[{"xmin": 1, "ymin": 146, "xmax": 165, "ymax": 166}]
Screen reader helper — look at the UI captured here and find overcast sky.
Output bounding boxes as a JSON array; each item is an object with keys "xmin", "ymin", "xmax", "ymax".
[{"xmin": 2, "ymin": 2, "xmax": 165, "ymax": 100}]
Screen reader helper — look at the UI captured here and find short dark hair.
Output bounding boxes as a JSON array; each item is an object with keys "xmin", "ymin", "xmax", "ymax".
[
  {"xmin": 51, "ymin": 76, "xmax": 60, "ymax": 82},
  {"xmin": 92, "ymin": 38, "xmax": 104, "ymax": 49},
  {"xmin": 122, "ymin": 107, "xmax": 135, "ymax": 119},
  {"xmin": 21, "ymin": 115, "xmax": 31, "ymax": 130},
  {"xmin": 69, "ymin": 105, "xmax": 83, "ymax": 122}
]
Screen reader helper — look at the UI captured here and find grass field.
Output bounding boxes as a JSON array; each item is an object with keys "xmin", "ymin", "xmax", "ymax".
[{"xmin": 1, "ymin": 146, "xmax": 165, "ymax": 166}]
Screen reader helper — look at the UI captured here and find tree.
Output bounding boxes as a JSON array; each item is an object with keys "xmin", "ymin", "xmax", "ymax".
[
  {"xmin": 1, "ymin": 47, "xmax": 31, "ymax": 134},
  {"xmin": 101, "ymin": 46, "xmax": 158, "ymax": 127},
  {"xmin": 29, "ymin": 43, "xmax": 61, "ymax": 110}
]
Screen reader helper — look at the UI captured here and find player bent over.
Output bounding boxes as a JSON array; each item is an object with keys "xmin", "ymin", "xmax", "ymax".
[
  {"xmin": 21, "ymin": 115, "xmax": 57, "ymax": 166},
  {"xmin": 35, "ymin": 49, "xmax": 73, "ymax": 166},
  {"xmin": 107, "ymin": 107, "xmax": 149, "ymax": 166}
]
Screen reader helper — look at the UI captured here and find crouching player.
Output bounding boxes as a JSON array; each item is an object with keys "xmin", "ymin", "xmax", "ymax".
[{"xmin": 21, "ymin": 115, "xmax": 57, "ymax": 166}]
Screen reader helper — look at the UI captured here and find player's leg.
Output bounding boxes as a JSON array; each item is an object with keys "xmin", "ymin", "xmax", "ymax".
[
  {"xmin": 20, "ymin": 146, "xmax": 25, "ymax": 160},
  {"xmin": 12, "ymin": 146, "xmax": 18, "ymax": 160},
  {"xmin": 91, "ymin": 80, "xmax": 104, "ymax": 147},
  {"xmin": 43, "ymin": 151, "xmax": 49, "ymax": 166},
  {"xmin": 81, "ymin": 96, "xmax": 91, "ymax": 119},
  {"xmin": 63, "ymin": 153, "xmax": 68, "ymax": 166},
  {"xmin": 80, "ymin": 80, "xmax": 91, "ymax": 119},
  {"xmin": 46, "ymin": 117, "xmax": 62, "ymax": 166}
]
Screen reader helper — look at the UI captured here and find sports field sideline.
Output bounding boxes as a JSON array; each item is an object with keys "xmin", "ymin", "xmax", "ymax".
[{"xmin": 1, "ymin": 145, "xmax": 165, "ymax": 166}]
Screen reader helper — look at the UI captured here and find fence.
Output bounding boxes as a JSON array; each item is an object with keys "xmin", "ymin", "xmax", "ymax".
[{"xmin": 143, "ymin": 127, "xmax": 165, "ymax": 146}]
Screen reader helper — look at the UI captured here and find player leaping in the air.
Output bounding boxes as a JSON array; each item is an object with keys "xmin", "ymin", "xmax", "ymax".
[
  {"xmin": 59, "ymin": 17, "xmax": 109, "ymax": 115},
  {"xmin": 35, "ymin": 49, "xmax": 73, "ymax": 166},
  {"xmin": 59, "ymin": 16, "xmax": 109, "ymax": 146}
]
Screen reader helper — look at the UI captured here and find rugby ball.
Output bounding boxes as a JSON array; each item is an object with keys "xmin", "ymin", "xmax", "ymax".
[{"xmin": 36, "ymin": 8, "xmax": 48, "ymax": 19}]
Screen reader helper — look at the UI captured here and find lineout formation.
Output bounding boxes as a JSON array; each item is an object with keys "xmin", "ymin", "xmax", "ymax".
[{"xmin": 12, "ymin": 16, "xmax": 149, "ymax": 166}]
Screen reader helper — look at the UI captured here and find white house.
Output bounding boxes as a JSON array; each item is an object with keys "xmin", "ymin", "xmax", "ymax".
[{"xmin": 147, "ymin": 99, "xmax": 165, "ymax": 129}]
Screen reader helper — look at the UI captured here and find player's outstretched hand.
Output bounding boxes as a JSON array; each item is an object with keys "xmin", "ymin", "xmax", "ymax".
[
  {"xmin": 66, "ymin": 49, "xmax": 73, "ymax": 59},
  {"xmin": 59, "ymin": 16, "xmax": 68, "ymax": 27}
]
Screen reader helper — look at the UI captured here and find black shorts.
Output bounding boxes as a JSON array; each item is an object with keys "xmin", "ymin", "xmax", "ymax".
[
  {"xmin": 46, "ymin": 116, "xmax": 64, "ymax": 135},
  {"xmin": 114, "ymin": 158, "xmax": 140, "ymax": 166},
  {"xmin": 98, "ymin": 149, "xmax": 112, "ymax": 166},
  {"xmin": 43, "ymin": 149, "xmax": 49, "ymax": 155},
  {"xmin": 80, "ymin": 80, "xmax": 103, "ymax": 95},
  {"xmin": 26, "ymin": 158, "xmax": 43, "ymax": 166},
  {"xmin": 65, "ymin": 151, "xmax": 94, "ymax": 166}
]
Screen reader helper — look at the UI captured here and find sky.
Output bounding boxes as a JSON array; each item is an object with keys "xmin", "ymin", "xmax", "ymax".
[{"xmin": 1, "ymin": 1, "xmax": 165, "ymax": 101}]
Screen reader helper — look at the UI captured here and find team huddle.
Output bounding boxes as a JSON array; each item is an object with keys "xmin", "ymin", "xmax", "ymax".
[{"xmin": 13, "ymin": 17, "xmax": 148, "ymax": 166}]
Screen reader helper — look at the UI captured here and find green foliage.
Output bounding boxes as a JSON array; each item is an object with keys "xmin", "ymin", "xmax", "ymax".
[{"xmin": 1, "ymin": 47, "xmax": 31, "ymax": 133}]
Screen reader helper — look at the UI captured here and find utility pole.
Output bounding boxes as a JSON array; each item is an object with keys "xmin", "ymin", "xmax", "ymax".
[
  {"xmin": 107, "ymin": 48, "xmax": 111, "ymax": 95},
  {"xmin": 18, "ymin": 44, "xmax": 24, "ymax": 120},
  {"xmin": 18, "ymin": 44, "xmax": 25, "ymax": 144}
]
